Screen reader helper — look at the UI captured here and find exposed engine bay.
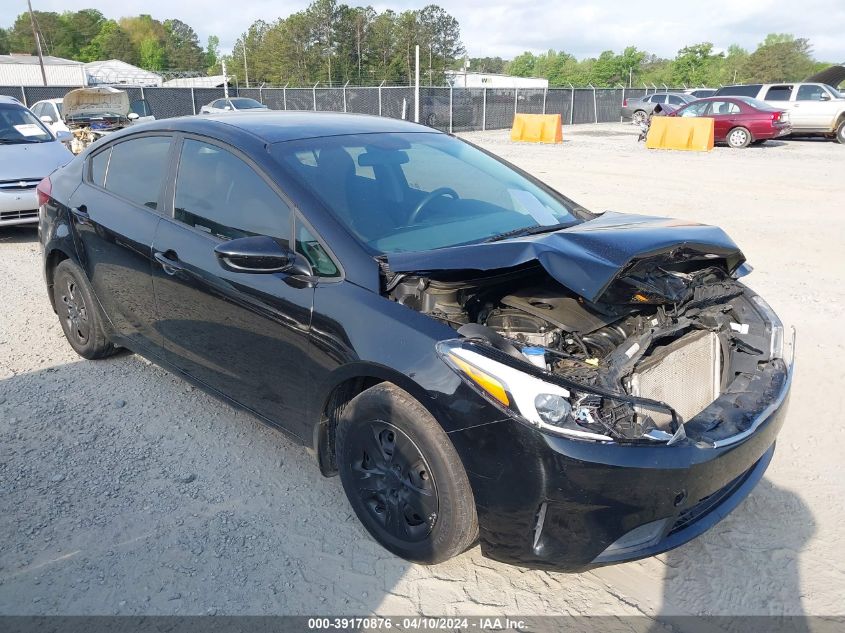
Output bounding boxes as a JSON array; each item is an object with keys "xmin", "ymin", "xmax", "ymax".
[{"xmin": 386, "ymin": 258, "xmax": 789, "ymax": 445}]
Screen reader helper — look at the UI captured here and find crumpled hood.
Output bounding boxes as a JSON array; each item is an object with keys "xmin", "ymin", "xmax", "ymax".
[
  {"xmin": 62, "ymin": 87, "xmax": 129, "ymax": 119},
  {"xmin": 386, "ymin": 212, "xmax": 746, "ymax": 303}
]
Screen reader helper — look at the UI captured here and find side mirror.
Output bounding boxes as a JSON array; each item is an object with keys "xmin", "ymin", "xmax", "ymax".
[
  {"xmin": 223, "ymin": 105, "xmax": 232, "ymax": 111},
  {"xmin": 214, "ymin": 235, "xmax": 295, "ymax": 274},
  {"xmin": 55, "ymin": 130, "xmax": 73, "ymax": 143},
  {"xmin": 40, "ymin": 115, "xmax": 54, "ymax": 124},
  {"xmin": 820, "ymin": 92, "xmax": 831, "ymax": 101},
  {"xmin": 127, "ymin": 112, "xmax": 140, "ymax": 121}
]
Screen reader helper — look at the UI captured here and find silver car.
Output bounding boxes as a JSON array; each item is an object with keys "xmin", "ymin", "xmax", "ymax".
[
  {"xmin": 621, "ymin": 93, "xmax": 696, "ymax": 124},
  {"xmin": 199, "ymin": 97, "xmax": 269, "ymax": 114},
  {"xmin": 1, "ymin": 96, "xmax": 73, "ymax": 227}
]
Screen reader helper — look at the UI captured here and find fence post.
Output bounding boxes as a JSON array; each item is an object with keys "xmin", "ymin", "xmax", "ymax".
[
  {"xmin": 449, "ymin": 85, "xmax": 453, "ymax": 134},
  {"xmin": 312, "ymin": 82, "xmax": 319, "ymax": 111},
  {"xmin": 378, "ymin": 80, "xmax": 384, "ymax": 117},
  {"xmin": 283, "ymin": 83, "xmax": 288, "ymax": 110},
  {"xmin": 542, "ymin": 87, "xmax": 547, "ymax": 115},
  {"xmin": 20, "ymin": 86, "xmax": 27, "ymax": 106},
  {"xmin": 191, "ymin": 87, "xmax": 196, "ymax": 114},
  {"xmin": 259, "ymin": 85, "xmax": 263, "ymax": 104},
  {"xmin": 482, "ymin": 87, "xmax": 486, "ymax": 131},
  {"xmin": 618, "ymin": 83, "xmax": 625, "ymax": 123},
  {"xmin": 343, "ymin": 80, "xmax": 348, "ymax": 112},
  {"xmin": 589, "ymin": 84, "xmax": 597, "ymax": 123},
  {"xmin": 568, "ymin": 84, "xmax": 574, "ymax": 126},
  {"xmin": 513, "ymin": 87, "xmax": 518, "ymax": 114}
]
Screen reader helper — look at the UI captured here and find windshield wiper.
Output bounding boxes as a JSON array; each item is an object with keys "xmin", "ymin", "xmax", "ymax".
[
  {"xmin": 483, "ymin": 222, "xmax": 572, "ymax": 243},
  {"xmin": 0, "ymin": 138, "xmax": 42, "ymax": 145}
]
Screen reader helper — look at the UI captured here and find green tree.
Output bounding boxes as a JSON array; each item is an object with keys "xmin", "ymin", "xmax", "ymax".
[
  {"xmin": 205, "ymin": 35, "xmax": 220, "ymax": 72},
  {"xmin": 670, "ymin": 42, "xmax": 723, "ymax": 86},
  {"xmin": 742, "ymin": 34, "xmax": 816, "ymax": 82},
  {"xmin": 163, "ymin": 19, "xmax": 205, "ymax": 70},
  {"xmin": 0, "ymin": 28, "xmax": 9, "ymax": 55},
  {"xmin": 79, "ymin": 20, "xmax": 139, "ymax": 65}
]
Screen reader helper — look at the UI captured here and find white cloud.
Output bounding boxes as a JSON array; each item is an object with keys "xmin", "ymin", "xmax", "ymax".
[{"xmin": 7, "ymin": 0, "xmax": 845, "ymax": 62}]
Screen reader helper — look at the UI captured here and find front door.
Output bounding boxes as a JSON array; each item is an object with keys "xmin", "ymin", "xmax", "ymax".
[
  {"xmin": 705, "ymin": 100, "xmax": 741, "ymax": 140},
  {"xmin": 67, "ymin": 134, "xmax": 173, "ymax": 349},
  {"xmin": 791, "ymin": 84, "xmax": 835, "ymax": 130},
  {"xmin": 151, "ymin": 137, "xmax": 315, "ymax": 438}
]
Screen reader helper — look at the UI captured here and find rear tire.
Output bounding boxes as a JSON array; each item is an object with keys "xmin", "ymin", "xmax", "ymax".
[
  {"xmin": 836, "ymin": 119, "xmax": 845, "ymax": 145},
  {"xmin": 336, "ymin": 383, "xmax": 478, "ymax": 564},
  {"xmin": 52, "ymin": 260, "xmax": 117, "ymax": 360},
  {"xmin": 727, "ymin": 127, "xmax": 751, "ymax": 148}
]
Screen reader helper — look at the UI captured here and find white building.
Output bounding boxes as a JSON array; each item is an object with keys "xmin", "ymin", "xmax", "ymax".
[
  {"xmin": 162, "ymin": 75, "xmax": 230, "ymax": 88},
  {"xmin": 445, "ymin": 71, "xmax": 548, "ymax": 89},
  {"xmin": 84, "ymin": 60, "xmax": 163, "ymax": 87},
  {"xmin": 0, "ymin": 54, "xmax": 86, "ymax": 86}
]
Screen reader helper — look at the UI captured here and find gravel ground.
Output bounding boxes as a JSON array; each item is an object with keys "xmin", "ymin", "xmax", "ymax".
[{"xmin": 1, "ymin": 123, "xmax": 843, "ymax": 619}]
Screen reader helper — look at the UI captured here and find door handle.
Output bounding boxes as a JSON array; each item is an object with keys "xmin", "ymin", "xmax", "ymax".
[
  {"xmin": 154, "ymin": 250, "xmax": 185, "ymax": 275},
  {"xmin": 70, "ymin": 205, "xmax": 90, "ymax": 224}
]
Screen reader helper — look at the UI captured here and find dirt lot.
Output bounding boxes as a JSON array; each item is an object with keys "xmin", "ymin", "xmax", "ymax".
[{"xmin": 1, "ymin": 123, "xmax": 843, "ymax": 619}]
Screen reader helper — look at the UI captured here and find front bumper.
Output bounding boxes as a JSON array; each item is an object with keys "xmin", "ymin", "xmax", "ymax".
[
  {"xmin": 0, "ymin": 187, "xmax": 39, "ymax": 226},
  {"xmin": 447, "ymin": 361, "xmax": 791, "ymax": 571}
]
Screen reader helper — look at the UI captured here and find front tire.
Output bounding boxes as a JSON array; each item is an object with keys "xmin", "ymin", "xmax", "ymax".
[
  {"xmin": 336, "ymin": 383, "xmax": 478, "ymax": 564},
  {"xmin": 836, "ymin": 119, "xmax": 845, "ymax": 144},
  {"xmin": 727, "ymin": 126, "xmax": 751, "ymax": 148},
  {"xmin": 52, "ymin": 260, "xmax": 117, "ymax": 360}
]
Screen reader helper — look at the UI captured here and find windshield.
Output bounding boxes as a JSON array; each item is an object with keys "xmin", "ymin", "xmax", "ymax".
[
  {"xmin": 0, "ymin": 103, "xmax": 53, "ymax": 143},
  {"xmin": 231, "ymin": 98, "xmax": 264, "ymax": 109},
  {"xmin": 271, "ymin": 132, "xmax": 586, "ymax": 253}
]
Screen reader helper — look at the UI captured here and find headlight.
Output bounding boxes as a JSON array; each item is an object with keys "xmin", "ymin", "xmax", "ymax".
[
  {"xmin": 750, "ymin": 295, "xmax": 784, "ymax": 360},
  {"xmin": 438, "ymin": 342, "xmax": 615, "ymax": 442}
]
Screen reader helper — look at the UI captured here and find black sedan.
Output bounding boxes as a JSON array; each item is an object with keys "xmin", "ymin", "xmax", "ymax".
[{"xmin": 36, "ymin": 112, "xmax": 793, "ymax": 570}]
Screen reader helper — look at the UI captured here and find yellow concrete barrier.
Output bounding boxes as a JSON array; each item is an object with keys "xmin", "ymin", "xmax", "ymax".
[
  {"xmin": 645, "ymin": 116, "xmax": 714, "ymax": 151},
  {"xmin": 510, "ymin": 114, "xmax": 562, "ymax": 144}
]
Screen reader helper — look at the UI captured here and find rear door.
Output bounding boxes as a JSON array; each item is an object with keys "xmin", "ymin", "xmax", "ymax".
[
  {"xmin": 67, "ymin": 134, "xmax": 174, "ymax": 349},
  {"xmin": 704, "ymin": 100, "xmax": 741, "ymax": 139},
  {"xmin": 150, "ymin": 135, "xmax": 317, "ymax": 437}
]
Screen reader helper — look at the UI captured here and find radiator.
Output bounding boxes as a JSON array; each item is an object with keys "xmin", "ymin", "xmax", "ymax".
[{"xmin": 630, "ymin": 330, "xmax": 721, "ymax": 429}]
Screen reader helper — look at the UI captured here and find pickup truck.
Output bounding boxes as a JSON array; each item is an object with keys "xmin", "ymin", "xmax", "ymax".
[{"xmin": 714, "ymin": 82, "xmax": 845, "ymax": 143}]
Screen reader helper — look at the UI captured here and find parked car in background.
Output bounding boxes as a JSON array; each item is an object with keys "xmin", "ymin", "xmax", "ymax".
[
  {"xmin": 200, "ymin": 97, "xmax": 269, "ymax": 114},
  {"xmin": 60, "ymin": 87, "xmax": 155, "ymax": 154},
  {"xmin": 420, "ymin": 94, "xmax": 474, "ymax": 128},
  {"xmin": 621, "ymin": 93, "xmax": 696, "ymax": 124},
  {"xmin": 0, "ymin": 96, "xmax": 72, "ymax": 227},
  {"xmin": 30, "ymin": 98, "xmax": 70, "ymax": 135},
  {"xmin": 714, "ymin": 83, "xmax": 845, "ymax": 143},
  {"xmin": 670, "ymin": 96, "xmax": 792, "ymax": 148},
  {"xmin": 683, "ymin": 88, "xmax": 717, "ymax": 98},
  {"xmin": 38, "ymin": 111, "xmax": 792, "ymax": 571}
]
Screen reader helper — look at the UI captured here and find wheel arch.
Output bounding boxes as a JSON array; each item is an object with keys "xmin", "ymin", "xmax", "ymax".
[
  {"xmin": 312, "ymin": 362, "xmax": 440, "ymax": 477},
  {"xmin": 44, "ymin": 246, "xmax": 74, "ymax": 312}
]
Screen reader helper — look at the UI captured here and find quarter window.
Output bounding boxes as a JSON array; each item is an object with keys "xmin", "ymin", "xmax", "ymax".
[
  {"xmin": 174, "ymin": 139, "xmax": 291, "ymax": 243},
  {"xmin": 90, "ymin": 148, "xmax": 111, "ymax": 188},
  {"xmin": 103, "ymin": 136, "xmax": 171, "ymax": 209},
  {"xmin": 296, "ymin": 221, "xmax": 338, "ymax": 277},
  {"xmin": 651, "ymin": 94, "xmax": 666, "ymax": 104}
]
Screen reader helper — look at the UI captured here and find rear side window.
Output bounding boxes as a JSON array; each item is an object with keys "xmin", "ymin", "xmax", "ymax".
[
  {"xmin": 651, "ymin": 94, "xmax": 666, "ymax": 104},
  {"xmin": 174, "ymin": 139, "xmax": 291, "ymax": 244},
  {"xmin": 716, "ymin": 85, "xmax": 762, "ymax": 97},
  {"xmin": 104, "ymin": 136, "xmax": 171, "ymax": 209},
  {"xmin": 796, "ymin": 85, "xmax": 826, "ymax": 101},
  {"xmin": 90, "ymin": 148, "xmax": 111, "ymax": 187},
  {"xmin": 667, "ymin": 94, "xmax": 686, "ymax": 105},
  {"xmin": 709, "ymin": 101, "xmax": 741, "ymax": 115},
  {"xmin": 764, "ymin": 85, "xmax": 793, "ymax": 101}
]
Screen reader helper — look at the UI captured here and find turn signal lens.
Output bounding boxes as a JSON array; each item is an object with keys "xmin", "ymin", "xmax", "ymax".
[{"xmin": 448, "ymin": 353, "xmax": 510, "ymax": 406}]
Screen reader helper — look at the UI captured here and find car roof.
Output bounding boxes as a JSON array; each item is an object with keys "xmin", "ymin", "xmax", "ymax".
[
  {"xmin": 143, "ymin": 111, "xmax": 440, "ymax": 143},
  {"xmin": 0, "ymin": 95, "xmax": 23, "ymax": 105}
]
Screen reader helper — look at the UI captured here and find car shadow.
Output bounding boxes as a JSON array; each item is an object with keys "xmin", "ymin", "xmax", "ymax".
[
  {"xmin": 0, "ymin": 226, "xmax": 39, "ymax": 244},
  {"xmin": 653, "ymin": 477, "xmax": 815, "ymax": 630},
  {"xmin": 0, "ymin": 358, "xmax": 411, "ymax": 615}
]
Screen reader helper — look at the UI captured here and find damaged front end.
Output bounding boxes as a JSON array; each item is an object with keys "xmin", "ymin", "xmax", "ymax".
[{"xmin": 385, "ymin": 214, "xmax": 794, "ymax": 446}]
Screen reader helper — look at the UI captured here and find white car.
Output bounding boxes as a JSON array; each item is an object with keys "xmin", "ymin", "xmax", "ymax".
[
  {"xmin": 30, "ymin": 98, "xmax": 70, "ymax": 135},
  {"xmin": 714, "ymin": 82, "xmax": 845, "ymax": 143},
  {"xmin": 1, "ymin": 96, "xmax": 72, "ymax": 227},
  {"xmin": 200, "ymin": 97, "xmax": 268, "ymax": 114}
]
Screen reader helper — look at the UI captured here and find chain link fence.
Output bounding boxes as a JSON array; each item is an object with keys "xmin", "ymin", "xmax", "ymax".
[{"xmin": 3, "ymin": 83, "xmax": 686, "ymax": 129}]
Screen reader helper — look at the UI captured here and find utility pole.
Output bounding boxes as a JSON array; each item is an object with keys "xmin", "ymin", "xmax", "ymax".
[
  {"xmin": 242, "ymin": 44, "xmax": 249, "ymax": 88},
  {"xmin": 27, "ymin": 0, "xmax": 47, "ymax": 86}
]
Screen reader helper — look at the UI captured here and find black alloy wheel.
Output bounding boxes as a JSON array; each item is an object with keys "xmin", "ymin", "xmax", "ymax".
[
  {"xmin": 347, "ymin": 421, "xmax": 438, "ymax": 541},
  {"xmin": 59, "ymin": 276, "xmax": 90, "ymax": 347},
  {"xmin": 52, "ymin": 260, "xmax": 117, "ymax": 359}
]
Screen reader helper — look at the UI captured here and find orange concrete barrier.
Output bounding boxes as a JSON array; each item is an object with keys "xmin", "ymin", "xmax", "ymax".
[
  {"xmin": 510, "ymin": 114, "xmax": 562, "ymax": 144},
  {"xmin": 645, "ymin": 116, "xmax": 714, "ymax": 151}
]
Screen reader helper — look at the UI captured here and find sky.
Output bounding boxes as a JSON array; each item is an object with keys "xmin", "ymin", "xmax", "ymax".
[{"xmin": 8, "ymin": 0, "xmax": 845, "ymax": 63}]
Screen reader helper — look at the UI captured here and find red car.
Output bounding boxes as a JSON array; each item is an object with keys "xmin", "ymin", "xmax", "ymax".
[{"xmin": 670, "ymin": 96, "xmax": 792, "ymax": 148}]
